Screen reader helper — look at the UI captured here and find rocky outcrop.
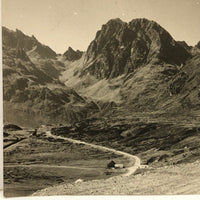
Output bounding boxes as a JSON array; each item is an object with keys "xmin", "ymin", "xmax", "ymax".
[
  {"xmin": 63, "ymin": 47, "xmax": 83, "ymax": 61},
  {"xmin": 82, "ymin": 18, "xmax": 191, "ymax": 79}
]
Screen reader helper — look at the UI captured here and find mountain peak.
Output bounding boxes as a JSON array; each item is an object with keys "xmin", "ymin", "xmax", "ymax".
[
  {"xmin": 68, "ymin": 46, "xmax": 73, "ymax": 50},
  {"xmin": 63, "ymin": 47, "xmax": 83, "ymax": 61},
  {"xmin": 83, "ymin": 18, "xmax": 191, "ymax": 79},
  {"xmin": 129, "ymin": 18, "xmax": 157, "ymax": 25},
  {"xmin": 106, "ymin": 18, "xmax": 124, "ymax": 25}
]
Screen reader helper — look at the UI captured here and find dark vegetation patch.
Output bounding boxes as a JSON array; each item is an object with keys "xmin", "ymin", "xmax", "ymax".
[
  {"xmin": 4, "ymin": 132, "xmax": 9, "ymax": 137},
  {"xmin": 4, "ymin": 124, "xmax": 23, "ymax": 131}
]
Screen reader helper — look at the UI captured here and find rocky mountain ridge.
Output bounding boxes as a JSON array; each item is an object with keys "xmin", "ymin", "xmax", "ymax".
[
  {"xmin": 2, "ymin": 27, "xmax": 98, "ymax": 127},
  {"xmin": 2, "ymin": 27, "xmax": 57, "ymax": 59},
  {"xmin": 60, "ymin": 18, "xmax": 200, "ymax": 114},
  {"xmin": 81, "ymin": 18, "xmax": 191, "ymax": 79}
]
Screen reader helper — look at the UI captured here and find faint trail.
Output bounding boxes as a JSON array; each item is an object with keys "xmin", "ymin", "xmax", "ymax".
[
  {"xmin": 4, "ymin": 164, "xmax": 97, "ymax": 171},
  {"xmin": 46, "ymin": 131, "xmax": 141, "ymax": 176}
]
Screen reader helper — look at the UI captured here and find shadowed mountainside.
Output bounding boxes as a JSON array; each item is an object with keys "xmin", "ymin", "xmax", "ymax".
[
  {"xmin": 2, "ymin": 27, "xmax": 99, "ymax": 127},
  {"xmin": 83, "ymin": 18, "xmax": 190, "ymax": 79},
  {"xmin": 2, "ymin": 27, "xmax": 57, "ymax": 59}
]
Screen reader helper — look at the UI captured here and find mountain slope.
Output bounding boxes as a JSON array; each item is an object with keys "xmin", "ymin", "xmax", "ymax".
[
  {"xmin": 2, "ymin": 27, "xmax": 57, "ymax": 59},
  {"xmin": 60, "ymin": 18, "xmax": 200, "ymax": 114},
  {"xmin": 3, "ymin": 27, "xmax": 99, "ymax": 127},
  {"xmin": 56, "ymin": 18, "xmax": 200, "ymax": 166}
]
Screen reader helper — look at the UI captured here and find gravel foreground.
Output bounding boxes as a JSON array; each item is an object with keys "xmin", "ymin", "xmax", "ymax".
[{"xmin": 33, "ymin": 160, "xmax": 200, "ymax": 196}]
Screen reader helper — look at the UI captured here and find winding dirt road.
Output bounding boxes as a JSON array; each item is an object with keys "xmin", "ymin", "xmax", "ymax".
[{"xmin": 46, "ymin": 131, "xmax": 141, "ymax": 176}]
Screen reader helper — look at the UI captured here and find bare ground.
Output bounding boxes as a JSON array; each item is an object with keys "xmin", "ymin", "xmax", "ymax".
[
  {"xmin": 33, "ymin": 160, "xmax": 200, "ymax": 195},
  {"xmin": 33, "ymin": 132, "xmax": 200, "ymax": 196},
  {"xmin": 3, "ymin": 129, "xmax": 130, "ymax": 197}
]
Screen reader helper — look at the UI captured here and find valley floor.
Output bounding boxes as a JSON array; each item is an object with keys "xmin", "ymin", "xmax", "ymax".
[
  {"xmin": 33, "ymin": 160, "xmax": 200, "ymax": 195},
  {"xmin": 3, "ymin": 129, "xmax": 130, "ymax": 197},
  {"xmin": 4, "ymin": 126, "xmax": 200, "ymax": 196},
  {"xmin": 32, "ymin": 131, "xmax": 200, "ymax": 196}
]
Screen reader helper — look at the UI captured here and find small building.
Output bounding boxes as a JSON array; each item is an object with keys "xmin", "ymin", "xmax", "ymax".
[
  {"xmin": 107, "ymin": 161, "xmax": 124, "ymax": 169},
  {"xmin": 107, "ymin": 160, "xmax": 116, "ymax": 169}
]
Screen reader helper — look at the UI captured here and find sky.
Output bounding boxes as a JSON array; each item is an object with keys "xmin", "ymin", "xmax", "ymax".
[{"xmin": 2, "ymin": 0, "xmax": 200, "ymax": 53}]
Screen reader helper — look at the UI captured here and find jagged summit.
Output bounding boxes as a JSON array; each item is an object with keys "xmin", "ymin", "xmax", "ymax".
[
  {"xmin": 128, "ymin": 18, "xmax": 161, "ymax": 28},
  {"xmin": 104, "ymin": 18, "xmax": 125, "ymax": 27},
  {"xmin": 2, "ymin": 26, "xmax": 57, "ymax": 59},
  {"xmin": 63, "ymin": 46, "xmax": 83, "ymax": 61},
  {"xmin": 83, "ymin": 18, "xmax": 191, "ymax": 79}
]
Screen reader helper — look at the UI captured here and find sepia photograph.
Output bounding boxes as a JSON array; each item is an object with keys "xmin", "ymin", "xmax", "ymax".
[{"xmin": 1, "ymin": 0, "xmax": 200, "ymax": 197}]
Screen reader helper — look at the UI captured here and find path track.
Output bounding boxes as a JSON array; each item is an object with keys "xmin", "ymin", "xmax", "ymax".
[
  {"xmin": 4, "ymin": 164, "xmax": 98, "ymax": 171},
  {"xmin": 46, "ymin": 131, "xmax": 141, "ymax": 176}
]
